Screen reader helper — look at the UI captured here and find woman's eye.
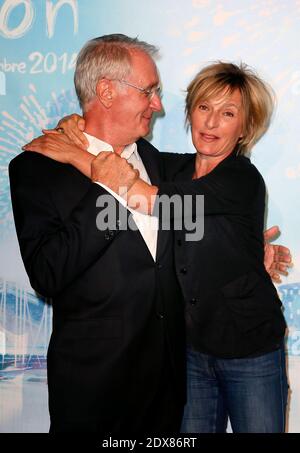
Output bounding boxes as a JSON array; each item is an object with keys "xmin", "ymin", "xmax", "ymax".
[
  {"xmin": 224, "ymin": 111, "xmax": 234, "ymax": 117},
  {"xmin": 199, "ymin": 104, "xmax": 208, "ymax": 111}
]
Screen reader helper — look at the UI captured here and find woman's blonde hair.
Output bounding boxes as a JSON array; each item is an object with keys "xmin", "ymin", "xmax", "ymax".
[{"xmin": 185, "ymin": 61, "xmax": 275, "ymax": 155}]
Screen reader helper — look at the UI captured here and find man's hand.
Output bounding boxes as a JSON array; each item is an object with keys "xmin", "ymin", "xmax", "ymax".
[
  {"xmin": 264, "ymin": 226, "xmax": 292, "ymax": 284},
  {"xmin": 91, "ymin": 152, "xmax": 140, "ymax": 196},
  {"xmin": 43, "ymin": 113, "xmax": 88, "ymax": 149}
]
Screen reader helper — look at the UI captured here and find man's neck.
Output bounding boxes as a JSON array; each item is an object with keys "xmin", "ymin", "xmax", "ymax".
[
  {"xmin": 84, "ymin": 113, "xmax": 133, "ymax": 155},
  {"xmin": 84, "ymin": 126, "xmax": 124, "ymax": 155}
]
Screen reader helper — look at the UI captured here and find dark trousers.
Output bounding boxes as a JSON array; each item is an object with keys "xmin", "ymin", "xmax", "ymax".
[
  {"xmin": 49, "ymin": 355, "xmax": 184, "ymax": 435},
  {"xmin": 138, "ymin": 356, "xmax": 184, "ymax": 434}
]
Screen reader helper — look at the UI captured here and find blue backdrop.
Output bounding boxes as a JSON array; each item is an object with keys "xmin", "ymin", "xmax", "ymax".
[{"xmin": 0, "ymin": 0, "xmax": 299, "ymax": 432}]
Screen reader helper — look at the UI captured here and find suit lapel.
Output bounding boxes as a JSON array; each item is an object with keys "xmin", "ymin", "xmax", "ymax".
[
  {"xmin": 136, "ymin": 140, "xmax": 161, "ymax": 186},
  {"xmin": 136, "ymin": 140, "xmax": 172, "ymax": 263}
]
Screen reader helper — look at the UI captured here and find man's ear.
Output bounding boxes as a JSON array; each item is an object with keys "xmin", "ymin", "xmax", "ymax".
[{"xmin": 96, "ymin": 79, "xmax": 114, "ymax": 108}]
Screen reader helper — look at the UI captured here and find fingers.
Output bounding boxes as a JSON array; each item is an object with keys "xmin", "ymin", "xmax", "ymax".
[
  {"xmin": 273, "ymin": 252, "xmax": 292, "ymax": 264},
  {"xmin": 271, "ymin": 247, "xmax": 292, "ymax": 266},
  {"xmin": 270, "ymin": 261, "xmax": 292, "ymax": 273},
  {"xmin": 271, "ymin": 266, "xmax": 289, "ymax": 276},
  {"xmin": 22, "ymin": 135, "xmax": 45, "ymax": 151},
  {"xmin": 92, "ymin": 151, "xmax": 136, "ymax": 168},
  {"xmin": 275, "ymin": 245, "xmax": 292, "ymax": 257},
  {"xmin": 57, "ymin": 113, "xmax": 82, "ymax": 128},
  {"xmin": 270, "ymin": 271, "xmax": 282, "ymax": 284},
  {"xmin": 56, "ymin": 114, "xmax": 88, "ymax": 149},
  {"xmin": 268, "ymin": 261, "xmax": 292, "ymax": 285},
  {"xmin": 22, "ymin": 141, "xmax": 39, "ymax": 151},
  {"xmin": 78, "ymin": 118, "xmax": 86, "ymax": 131},
  {"xmin": 42, "ymin": 127, "xmax": 80, "ymax": 146},
  {"xmin": 67, "ymin": 130, "xmax": 88, "ymax": 149},
  {"xmin": 91, "ymin": 152, "xmax": 118, "ymax": 180},
  {"xmin": 23, "ymin": 133, "xmax": 66, "ymax": 151},
  {"xmin": 22, "ymin": 133, "xmax": 77, "ymax": 164},
  {"xmin": 91, "ymin": 153, "xmax": 139, "ymax": 193},
  {"xmin": 94, "ymin": 151, "xmax": 112, "ymax": 161},
  {"xmin": 42, "ymin": 128, "xmax": 62, "ymax": 135},
  {"xmin": 265, "ymin": 242, "xmax": 293, "ymax": 282},
  {"xmin": 264, "ymin": 225, "xmax": 280, "ymax": 242}
]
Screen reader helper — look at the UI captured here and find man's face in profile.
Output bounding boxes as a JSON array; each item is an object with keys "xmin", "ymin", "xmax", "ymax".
[{"xmin": 112, "ymin": 50, "xmax": 162, "ymax": 143}]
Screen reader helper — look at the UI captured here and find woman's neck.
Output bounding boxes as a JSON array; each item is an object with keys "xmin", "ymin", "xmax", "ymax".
[{"xmin": 193, "ymin": 152, "xmax": 232, "ymax": 179}]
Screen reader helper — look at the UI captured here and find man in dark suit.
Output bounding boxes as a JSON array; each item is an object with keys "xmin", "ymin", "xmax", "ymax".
[{"xmin": 9, "ymin": 34, "xmax": 185, "ymax": 434}]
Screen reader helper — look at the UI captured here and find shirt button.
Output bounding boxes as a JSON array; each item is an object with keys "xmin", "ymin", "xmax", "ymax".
[
  {"xmin": 156, "ymin": 313, "xmax": 164, "ymax": 319},
  {"xmin": 157, "ymin": 264, "xmax": 163, "ymax": 270},
  {"xmin": 180, "ymin": 267, "xmax": 187, "ymax": 275},
  {"xmin": 190, "ymin": 298, "xmax": 197, "ymax": 305}
]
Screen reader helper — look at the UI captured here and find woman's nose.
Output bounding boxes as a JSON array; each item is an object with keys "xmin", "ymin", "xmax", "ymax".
[{"xmin": 205, "ymin": 111, "xmax": 219, "ymax": 129}]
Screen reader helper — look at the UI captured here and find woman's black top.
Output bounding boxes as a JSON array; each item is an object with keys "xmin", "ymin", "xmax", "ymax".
[{"xmin": 158, "ymin": 152, "xmax": 286, "ymax": 358}]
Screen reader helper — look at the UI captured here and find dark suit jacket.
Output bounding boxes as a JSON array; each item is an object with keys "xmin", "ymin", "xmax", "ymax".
[
  {"xmin": 158, "ymin": 151, "xmax": 286, "ymax": 358},
  {"xmin": 9, "ymin": 138, "xmax": 185, "ymax": 433}
]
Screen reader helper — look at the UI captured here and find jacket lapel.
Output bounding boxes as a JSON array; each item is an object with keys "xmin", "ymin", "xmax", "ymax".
[
  {"xmin": 136, "ymin": 139, "xmax": 161, "ymax": 186},
  {"xmin": 136, "ymin": 140, "xmax": 173, "ymax": 263}
]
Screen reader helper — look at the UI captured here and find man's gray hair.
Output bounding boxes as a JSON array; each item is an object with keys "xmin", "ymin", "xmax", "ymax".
[{"xmin": 74, "ymin": 34, "xmax": 159, "ymax": 110}]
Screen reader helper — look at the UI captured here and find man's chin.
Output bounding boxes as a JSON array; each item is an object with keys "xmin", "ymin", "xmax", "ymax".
[{"xmin": 140, "ymin": 124, "xmax": 151, "ymax": 137}]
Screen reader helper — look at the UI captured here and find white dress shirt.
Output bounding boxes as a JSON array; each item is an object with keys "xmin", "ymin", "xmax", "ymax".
[{"xmin": 84, "ymin": 132, "xmax": 158, "ymax": 261}]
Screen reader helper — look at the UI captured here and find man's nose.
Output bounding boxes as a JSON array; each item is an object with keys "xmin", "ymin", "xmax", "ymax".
[{"xmin": 150, "ymin": 92, "xmax": 162, "ymax": 112}]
